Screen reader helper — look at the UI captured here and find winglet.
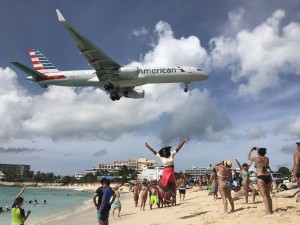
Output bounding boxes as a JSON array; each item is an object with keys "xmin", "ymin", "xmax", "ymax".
[{"xmin": 56, "ymin": 9, "xmax": 66, "ymax": 22}]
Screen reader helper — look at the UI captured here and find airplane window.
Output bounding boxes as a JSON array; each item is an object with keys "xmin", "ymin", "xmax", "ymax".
[{"xmin": 197, "ymin": 69, "xmax": 202, "ymax": 71}]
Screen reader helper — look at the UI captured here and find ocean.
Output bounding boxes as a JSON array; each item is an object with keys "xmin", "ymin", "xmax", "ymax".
[{"xmin": 0, "ymin": 186, "xmax": 93, "ymax": 225}]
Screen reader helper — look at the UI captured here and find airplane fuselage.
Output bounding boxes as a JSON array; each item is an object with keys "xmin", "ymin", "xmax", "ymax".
[{"xmin": 27, "ymin": 66, "xmax": 208, "ymax": 89}]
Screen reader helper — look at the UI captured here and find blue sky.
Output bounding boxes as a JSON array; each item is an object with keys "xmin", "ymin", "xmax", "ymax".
[{"xmin": 0, "ymin": 0, "xmax": 300, "ymax": 175}]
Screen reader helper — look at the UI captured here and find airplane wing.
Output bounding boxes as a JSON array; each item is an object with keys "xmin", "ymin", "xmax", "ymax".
[{"xmin": 56, "ymin": 9, "xmax": 121, "ymax": 82}]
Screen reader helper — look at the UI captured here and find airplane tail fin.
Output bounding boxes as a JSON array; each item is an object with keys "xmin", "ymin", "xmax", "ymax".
[{"xmin": 29, "ymin": 49, "xmax": 59, "ymax": 73}]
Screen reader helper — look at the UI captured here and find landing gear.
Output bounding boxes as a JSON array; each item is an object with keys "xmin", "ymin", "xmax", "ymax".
[
  {"xmin": 184, "ymin": 82, "xmax": 190, "ymax": 92},
  {"xmin": 109, "ymin": 92, "xmax": 120, "ymax": 101},
  {"xmin": 104, "ymin": 83, "xmax": 114, "ymax": 91}
]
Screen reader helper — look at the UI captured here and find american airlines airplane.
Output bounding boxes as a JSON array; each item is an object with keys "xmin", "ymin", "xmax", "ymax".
[{"xmin": 11, "ymin": 9, "xmax": 209, "ymax": 101}]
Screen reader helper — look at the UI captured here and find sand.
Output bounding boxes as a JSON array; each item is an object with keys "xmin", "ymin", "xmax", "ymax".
[{"xmin": 35, "ymin": 186, "xmax": 300, "ymax": 225}]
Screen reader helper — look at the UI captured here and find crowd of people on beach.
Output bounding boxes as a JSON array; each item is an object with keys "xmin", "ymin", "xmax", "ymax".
[
  {"xmin": 8, "ymin": 140, "xmax": 299, "ymax": 225},
  {"xmin": 90, "ymin": 139, "xmax": 300, "ymax": 225}
]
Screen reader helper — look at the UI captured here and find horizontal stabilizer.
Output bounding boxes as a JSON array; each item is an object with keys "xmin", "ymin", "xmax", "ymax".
[{"xmin": 11, "ymin": 61, "xmax": 47, "ymax": 78}]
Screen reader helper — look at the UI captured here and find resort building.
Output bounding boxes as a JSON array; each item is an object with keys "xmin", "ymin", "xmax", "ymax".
[
  {"xmin": 185, "ymin": 167, "xmax": 212, "ymax": 179},
  {"xmin": 75, "ymin": 157, "xmax": 158, "ymax": 179},
  {"xmin": 0, "ymin": 164, "xmax": 32, "ymax": 178},
  {"xmin": 137, "ymin": 166, "xmax": 164, "ymax": 181}
]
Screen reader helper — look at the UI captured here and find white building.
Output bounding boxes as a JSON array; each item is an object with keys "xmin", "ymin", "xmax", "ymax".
[
  {"xmin": 137, "ymin": 166, "xmax": 164, "ymax": 181},
  {"xmin": 0, "ymin": 170, "xmax": 5, "ymax": 180},
  {"xmin": 185, "ymin": 167, "xmax": 212, "ymax": 179}
]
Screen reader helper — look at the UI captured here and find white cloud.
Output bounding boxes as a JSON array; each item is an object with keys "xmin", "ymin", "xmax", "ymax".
[
  {"xmin": 132, "ymin": 27, "xmax": 149, "ymax": 37},
  {"xmin": 209, "ymin": 9, "xmax": 300, "ymax": 97},
  {"xmin": 278, "ymin": 117, "xmax": 300, "ymax": 137}
]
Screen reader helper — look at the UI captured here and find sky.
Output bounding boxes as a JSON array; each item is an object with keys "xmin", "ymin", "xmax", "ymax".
[{"xmin": 0, "ymin": 0, "xmax": 300, "ymax": 175}]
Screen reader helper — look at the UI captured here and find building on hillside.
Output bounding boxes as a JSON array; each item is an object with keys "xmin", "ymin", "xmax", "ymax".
[
  {"xmin": 137, "ymin": 166, "xmax": 164, "ymax": 181},
  {"xmin": 185, "ymin": 167, "xmax": 212, "ymax": 179},
  {"xmin": 0, "ymin": 164, "xmax": 32, "ymax": 178}
]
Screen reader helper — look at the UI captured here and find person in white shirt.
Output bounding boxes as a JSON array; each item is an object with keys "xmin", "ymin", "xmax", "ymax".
[{"xmin": 145, "ymin": 137, "xmax": 189, "ymax": 205}]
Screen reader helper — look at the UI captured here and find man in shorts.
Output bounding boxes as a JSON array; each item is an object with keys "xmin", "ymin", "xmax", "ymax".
[
  {"xmin": 99, "ymin": 179, "xmax": 116, "ymax": 225},
  {"xmin": 93, "ymin": 178, "xmax": 107, "ymax": 224},
  {"xmin": 177, "ymin": 174, "xmax": 187, "ymax": 201}
]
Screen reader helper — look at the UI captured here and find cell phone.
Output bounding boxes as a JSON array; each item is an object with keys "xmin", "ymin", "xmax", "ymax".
[{"xmin": 252, "ymin": 147, "xmax": 257, "ymax": 150}]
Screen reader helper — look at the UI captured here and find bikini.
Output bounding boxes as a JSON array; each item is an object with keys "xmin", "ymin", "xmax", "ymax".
[
  {"xmin": 217, "ymin": 166, "xmax": 231, "ymax": 189},
  {"xmin": 256, "ymin": 157, "xmax": 272, "ymax": 184}
]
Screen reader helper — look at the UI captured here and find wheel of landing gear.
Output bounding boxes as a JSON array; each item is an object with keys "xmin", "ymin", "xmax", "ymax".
[
  {"xmin": 110, "ymin": 96, "xmax": 116, "ymax": 101},
  {"xmin": 109, "ymin": 83, "xmax": 114, "ymax": 89},
  {"xmin": 115, "ymin": 95, "xmax": 120, "ymax": 100},
  {"xmin": 104, "ymin": 84, "xmax": 109, "ymax": 90},
  {"xmin": 184, "ymin": 88, "xmax": 188, "ymax": 92}
]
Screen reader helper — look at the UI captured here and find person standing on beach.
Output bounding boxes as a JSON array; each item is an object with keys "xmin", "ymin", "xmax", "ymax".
[
  {"xmin": 292, "ymin": 142, "xmax": 300, "ymax": 187},
  {"xmin": 215, "ymin": 160, "xmax": 234, "ymax": 214},
  {"xmin": 233, "ymin": 157, "xmax": 257, "ymax": 204},
  {"xmin": 140, "ymin": 182, "xmax": 149, "ymax": 211},
  {"xmin": 149, "ymin": 182, "xmax": 159, "ymax": 210},
  {"xmin": 208, "ymin": 168, "xmax": 218, "ymax": 200},
  {"xmin": 111, "ymin": 186, "xmax": 121, "ymax": 217},
  {"xmin": 145, "ymin": 137, "xmax": 189, "ymax": 206},
  {"xmin": 248, "ymin": 147, "xmax": 273, "ymax": 214},
  {"xmin": 99, "ymin": 179, "xmax": 116, "ymax": 225},
  {"xmin": 177, "ymin": 174, "xmax": 187, "ymax": 201},
  {"xmin": 132, "ymin": 182, "xmax": 140, "ymax": 207},
  {"xmin": 93, "ymin": 178, "xmax": 107, "ymax": 224},
  {"xmin": 11, "ymin": 185, "xmax": 31, "ymax": 225}
]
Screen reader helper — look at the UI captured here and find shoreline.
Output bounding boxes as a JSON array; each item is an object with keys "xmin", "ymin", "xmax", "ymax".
[{"xmin": 38, "ymin": 187, "xmax": 300, "ymax": 225}]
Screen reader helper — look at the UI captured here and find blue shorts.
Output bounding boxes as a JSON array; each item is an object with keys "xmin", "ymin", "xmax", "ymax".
[{"xmin": 97, "ymin": 208, "xmax": 101, "ymax": 221}]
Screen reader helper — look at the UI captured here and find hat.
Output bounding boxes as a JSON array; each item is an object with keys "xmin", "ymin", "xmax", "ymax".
[
  {"xmin": 242, "ymin": 163, "xmax": 249, "ymax": 167},
  {"xmin": 223, "ymin": 160, "xmax": 232, "ymax": 168},
  {"xmin": 296, "ymin": 142, "xmax": 300, "ymax": 146}
]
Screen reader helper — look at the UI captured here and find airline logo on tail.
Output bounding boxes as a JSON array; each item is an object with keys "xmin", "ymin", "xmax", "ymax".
[{"xmin": 29, "ymin": 49, "xmax": 59, "ymax": 73}]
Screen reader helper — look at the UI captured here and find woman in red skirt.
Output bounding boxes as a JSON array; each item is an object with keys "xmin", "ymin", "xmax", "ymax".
[{"xmin": 145, "ymin": 137, "xmax": 189, "ymax": 205}]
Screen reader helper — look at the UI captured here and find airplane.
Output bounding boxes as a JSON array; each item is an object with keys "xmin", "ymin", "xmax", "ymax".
[{"xmin": 11, "ymin": 9, "xmax": 209, "ymax": 101}]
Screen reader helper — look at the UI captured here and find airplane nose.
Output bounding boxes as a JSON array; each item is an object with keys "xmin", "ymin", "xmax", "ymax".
[{"xmin": 203, "ymin": 72, "xmax": 209, "ymax": 80}]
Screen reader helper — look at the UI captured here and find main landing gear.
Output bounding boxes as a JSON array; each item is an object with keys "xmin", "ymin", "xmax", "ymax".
[
  {"xmin": 110, "ymin": 92, "xmax": 120, "ymax": 101},
  {"xmin": 104, "ymin": 83, "xmax": 114, "ymax": 91},
  {"xmin": 184, "ymin": 82, "xmax": 190, "ymax": 92}
]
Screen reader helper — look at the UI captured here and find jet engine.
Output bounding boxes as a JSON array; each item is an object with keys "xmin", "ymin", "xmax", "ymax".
[
  {"xmin": 123, "ymin": 89, "xmax": 145, "ymax": 99},
  {"xmin": 118, "ymin": 66, "xmax": 139, "ymax": 78}
]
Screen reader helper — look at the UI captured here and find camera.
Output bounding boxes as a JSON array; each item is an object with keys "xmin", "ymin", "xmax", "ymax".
[{"xmin": 252, "ymin": 147, "xmax": 257, "ymax": 150}]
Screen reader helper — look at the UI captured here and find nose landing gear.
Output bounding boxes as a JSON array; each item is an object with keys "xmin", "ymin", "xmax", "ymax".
[{"xmin": 184, "ymin": 82, "xmax": 190, "ymax": 92}]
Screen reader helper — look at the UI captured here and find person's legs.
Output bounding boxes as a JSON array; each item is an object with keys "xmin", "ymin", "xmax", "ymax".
[
  {"xmin": 112, "ymin": 208, "xmax": 115, "ymax": 218},
  {"xmin": 249, "ymin": 184, "xmax": 257, "ymax": 204},
  {"xmin": 242, "ymin": 182, "xmax": 249, "ymax": 203},
  {"xmin": 219, "ymin": 185, "xmax": 228, "ymax": 213},
  {"xmin": 257, "ymin": 178, "xmax": 272, "ymax": 214},
  {"xmin": 226, "ymin": 187, "xmax": 234, "ymax": 212},
  {"xmin": 265, "ymin": 182, "xmax": 273, "ymax": 214},
  {"xmin": 118, "ymin": 207, "xmax": 121, "ymax": 217}
]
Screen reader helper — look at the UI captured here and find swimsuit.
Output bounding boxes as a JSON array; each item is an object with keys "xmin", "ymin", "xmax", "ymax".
[
  {"xmin": 134, "ymin": 193, "xmax": 139, "ymax": 201},
  {"xmin": 219, "ymin": 181, "xmax": 231, "ymax": 189},
  {"xmin": 211, "ymin": 182, "xmax": 218, "ymax": 193},
  {"xmin": 257, "ymin": 175, "xmax": 272, "ymax": 184},
  {"xmin": 179, "ymin": 187, "xmax": 186, "ymax": 194}
]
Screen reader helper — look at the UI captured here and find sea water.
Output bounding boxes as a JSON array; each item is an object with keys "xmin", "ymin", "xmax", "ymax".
[{"xmin": 0, "ymin": 186, "xmax": 93, "ymax": 225}]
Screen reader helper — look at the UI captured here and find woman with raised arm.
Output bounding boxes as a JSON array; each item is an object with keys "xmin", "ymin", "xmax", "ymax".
[
  {"xmin": 248, "ymin": 147, "xmax": 272, "ymax": 214},
  {"xmin": 145, "ymin": 137, "xmax": 189, "ymax": 205},
  {"xmin": 215, "ymin": 160, "xmax": 234, "ymax": 214},
  {"xmin": 233, "ymin": 157, "xmax": 257, "ymax": 204}
]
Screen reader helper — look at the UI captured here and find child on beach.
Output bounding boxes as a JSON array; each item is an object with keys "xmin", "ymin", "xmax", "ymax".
[
  {"xmin": 157, "ymin": 182, "xmax": 165, "ymax": 208},
  {"xmin": 140, "ymin": 182, "xmax": 149, "ymax": 211},
  {"xmin": 11, "ymin": 185, "xmax": 31, "ymax": 225},
  {"xmin": 111, "ymin": 186, "xmax": 122, "ymax": 217},
  {"xmin": 149, "ymin": 183, "xmax": 159, "ymax": 210}
]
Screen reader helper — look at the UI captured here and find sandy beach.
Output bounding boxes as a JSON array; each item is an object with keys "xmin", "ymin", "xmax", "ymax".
[{"xmin": 36, "ymin": 186, "xmax": 300, "ymax": 225}]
